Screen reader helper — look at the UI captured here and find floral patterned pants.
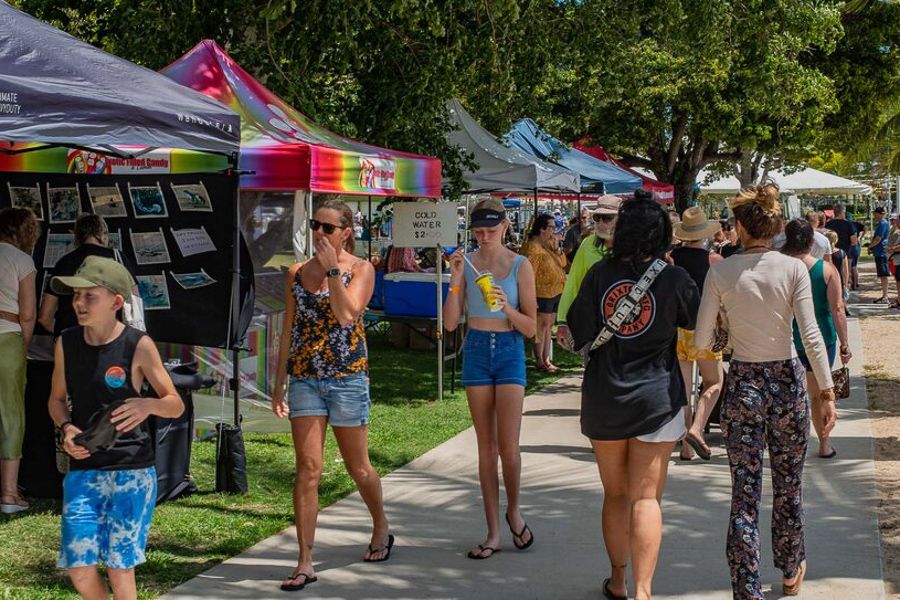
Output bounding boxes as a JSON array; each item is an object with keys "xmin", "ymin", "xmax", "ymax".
[{"xmin": 721, "ymin": 358, "xmax": 809, "ymax": 600}]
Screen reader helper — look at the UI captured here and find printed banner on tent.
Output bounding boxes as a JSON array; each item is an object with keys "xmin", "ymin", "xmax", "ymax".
[
  {"xmin": 392, "ymin": 202, "xmax": 457, "ymax": 248},
  {"xmin": 68, "ymin": 149, "xmax": 174, "ymax": 174},
  {"xmin": 358, "ymin": 156, "xmax": 396, "ymax": 191}
]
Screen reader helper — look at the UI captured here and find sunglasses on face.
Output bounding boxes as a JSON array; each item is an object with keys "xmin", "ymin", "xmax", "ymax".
[
  {"xmin": 592, "ymin": 214, "xmax": 616, "ymax": 223},
  {"xmin": 309, "ymin": 219, "xmax": 346, "ymax": 234}
]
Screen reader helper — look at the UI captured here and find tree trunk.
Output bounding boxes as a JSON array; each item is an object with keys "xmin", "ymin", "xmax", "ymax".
[{"xmin": 673, "ymin": 177, "xmax": 696, "ymax": 213}]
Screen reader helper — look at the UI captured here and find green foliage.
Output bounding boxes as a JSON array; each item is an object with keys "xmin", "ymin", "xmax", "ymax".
[{"xmin": 8, "ymin": 0, "xmax": 900, "ymax": 204}]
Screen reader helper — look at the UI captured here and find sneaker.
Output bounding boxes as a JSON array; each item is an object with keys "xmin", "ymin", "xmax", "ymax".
[{"xmin": 872, "ymin": 297, "xmax": 889, "ymax": 304}]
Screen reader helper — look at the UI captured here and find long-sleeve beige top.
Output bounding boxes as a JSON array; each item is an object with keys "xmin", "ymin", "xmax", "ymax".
[{"xmin": 695, "ymin": 251, "xmax": 833, "ymax": 390}]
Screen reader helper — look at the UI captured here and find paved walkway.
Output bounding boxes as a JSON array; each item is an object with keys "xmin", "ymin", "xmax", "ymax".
[{"xmin": 163, "ymin": 318, "xmax": 884, "ymax": 599}]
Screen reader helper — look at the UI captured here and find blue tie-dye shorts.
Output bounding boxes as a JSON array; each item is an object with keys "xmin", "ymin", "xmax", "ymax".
[{"xmin": 57, "ymin": 466, "xmax": 157, "ymax": 570}]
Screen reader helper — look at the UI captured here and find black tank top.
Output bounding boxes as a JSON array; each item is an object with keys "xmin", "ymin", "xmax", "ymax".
[
  {"xmin": 62, "ymin": 325, "xmax": 154, "ymax": 471},
  {"xmin": 670, "ymin": 246, "xmax": 713, "ymax": 298}
]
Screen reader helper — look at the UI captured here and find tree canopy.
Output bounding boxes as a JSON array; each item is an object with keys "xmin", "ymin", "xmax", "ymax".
[{"xmin": 12, "ymin": 0, "xmax": 900, "ymax": 207}]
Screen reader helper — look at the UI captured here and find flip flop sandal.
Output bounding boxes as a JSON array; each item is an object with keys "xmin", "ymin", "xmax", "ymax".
[
  {"xmin": 280, "ymin": 571, "xmax": 317, "ymax": 592},
  {"xmin": 505, "ymin": 513, "xmax": 535, "ymax": 550},
  {"xmin": 819, "ymin": 448, "xmax": 837, "ymax": 459},
  {"xmin": 602, "ymin": 577, "xmax": 627, "ymax": 600},
  {"xmin": 684, "ymin": 432, "xmax": 712, "ymax": 461},
  {"xmin": 364, "ymin": 534, "xmax": 394, "ymax": 563},
  {"xmin": 466, "ymin": 544, "xmax": 501, "ymax": 559}
]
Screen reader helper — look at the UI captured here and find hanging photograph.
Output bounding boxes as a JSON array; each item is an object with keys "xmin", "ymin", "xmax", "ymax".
[
  {"xmin": 108, "ymin": 230, "xmax": 123, "ymax": 252},
  {"xmin": 87, "ymin": 184, "xmax": 128, "ymax": 218},
  {"xmin": 43, "ymin": 233, "xmax": 76, "ymax": 268},
  {"xmin": 171, "ymin": 182, "xmax": 213, "ymax": 212},
  {"xmin": 7, "ymin": 183, "xmax": 44, "ymax": 220},
  {"xmin": 136, "ymin": 274, "xmax": 171, "ymax": 311},
  {"xmin": 47, "ymin": 186, "xmax": 81, "ymax": 224},
  {"xmin": 130, "ymin": 228, "xmax": 171, "ymax": 265},
  {"xmin": 170, "ymin": 269, "xmax": 218, "ymax": 290},
  {"xmin": 128, "ymin": 182, "xmax": 168, "ymax": 218}
]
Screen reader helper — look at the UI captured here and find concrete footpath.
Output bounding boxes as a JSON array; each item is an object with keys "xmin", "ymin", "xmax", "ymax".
[{"xmin": 163, "ymin": 318, "xmax": 884, "ymax": 600}]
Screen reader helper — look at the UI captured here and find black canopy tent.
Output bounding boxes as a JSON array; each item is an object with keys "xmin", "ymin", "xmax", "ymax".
[{"xmin": 0, "ymin": 0, "xmax": 251, "ymax": 493}]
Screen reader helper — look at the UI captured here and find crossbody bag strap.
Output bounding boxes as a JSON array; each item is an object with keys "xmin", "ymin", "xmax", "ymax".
[{"xmin": 589, "ymin": 258, "xmax": 667, "ymax": 351}]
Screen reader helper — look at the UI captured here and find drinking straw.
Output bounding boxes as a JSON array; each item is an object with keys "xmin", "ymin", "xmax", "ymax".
[{"xmin": 462, "ymin": 252, "xmax": 480, "ymax": 276}]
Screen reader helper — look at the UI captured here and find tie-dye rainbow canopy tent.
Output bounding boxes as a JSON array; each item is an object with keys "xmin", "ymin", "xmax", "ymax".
[
  {"xmin": 161, "ymin": 41, "xmax": 447, "ymax": 426},
  {"xmin": 162, "ymin": 40, "xmax": 441, "ymax": 197}
]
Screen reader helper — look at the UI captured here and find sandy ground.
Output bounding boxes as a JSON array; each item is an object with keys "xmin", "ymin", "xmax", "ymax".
[{"xmin": 854, "ymin": 260, "xmax": 900, "ymax": 599}]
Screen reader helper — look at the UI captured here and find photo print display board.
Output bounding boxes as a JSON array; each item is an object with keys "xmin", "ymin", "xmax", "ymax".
[
  {"xmin": 7, "ymin": 183, "xmax": 44, "ymax": 220},
  {"xmin": 47, "ymin": 185, "xmax": 80, "ymax": 224},
  {"xmin": 171, "ymin": 182, "xmax": 213, "ymax": 212},
  {"xmin": 0, "ymin": 171, "xmax": 253, "ymax": 349},
  {"xmin": 87, "ymin": 184, "xmax": 128, "ymax": 218},
  {"xmin": 128, "ymin": 182, "xmax": 168, "ymax": 218}
]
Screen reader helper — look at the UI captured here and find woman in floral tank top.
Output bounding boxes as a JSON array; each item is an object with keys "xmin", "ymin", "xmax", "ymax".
[{"xmin": 272, "ymin": 200, "xmax": 391, "ymax": 592}]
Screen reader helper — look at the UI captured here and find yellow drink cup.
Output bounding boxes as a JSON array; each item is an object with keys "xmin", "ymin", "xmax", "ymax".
[{"xmin": 475, "ymin": 272, "xmax": 502, "ymax": 312}]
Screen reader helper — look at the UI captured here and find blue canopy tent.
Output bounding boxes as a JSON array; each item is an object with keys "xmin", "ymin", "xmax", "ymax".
[{"xmin": 505, "ymin": 118, "xmax": 642, "ymax": 195}]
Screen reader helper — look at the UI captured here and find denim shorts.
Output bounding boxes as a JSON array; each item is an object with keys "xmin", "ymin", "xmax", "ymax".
[
  {"xmin": 288, "ymin": 372, "xmax": 370, "ymax": 426},
  {"xmin": 461, "ymin": 329, "xmax": 526, "ymax": 388},
  {"xmin": 58, "ymin": 467, "xmax": 157, "ymax": 570}
]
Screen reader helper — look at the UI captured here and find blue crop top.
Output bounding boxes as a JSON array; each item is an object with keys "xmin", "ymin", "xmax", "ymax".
[{"xmin": 464, "ymin": 254, "xmax": 525, "ymax": 319}]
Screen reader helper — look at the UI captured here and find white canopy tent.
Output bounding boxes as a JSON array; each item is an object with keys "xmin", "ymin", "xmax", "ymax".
[{"xmin": 700, "ymin": 166, "xmax": 872, "ymax": 196}]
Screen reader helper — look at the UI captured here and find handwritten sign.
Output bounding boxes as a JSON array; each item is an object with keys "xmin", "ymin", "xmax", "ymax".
[{"xmin": 392, "ymin": 202, "xmax": 457, "ymax": 248}]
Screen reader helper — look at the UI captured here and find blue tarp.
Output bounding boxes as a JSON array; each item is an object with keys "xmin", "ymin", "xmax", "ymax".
[{"xmin": 504, "ymin": 119, "xmax": 642, "ymax": 194}]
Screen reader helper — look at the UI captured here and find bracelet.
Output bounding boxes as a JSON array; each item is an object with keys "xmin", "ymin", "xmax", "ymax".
[
  {"xmin": 58, "ymin": 420, "xmax": 73, "ymax": 432},
  {"xmin": 449, "ymin": 286, "xmax": 460, "ymax": 295}
]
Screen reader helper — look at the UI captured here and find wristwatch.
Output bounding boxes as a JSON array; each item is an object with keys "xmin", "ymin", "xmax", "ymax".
[{"xmin": 326, "ymin": 267, "xmax": 340, "ymax": 278}]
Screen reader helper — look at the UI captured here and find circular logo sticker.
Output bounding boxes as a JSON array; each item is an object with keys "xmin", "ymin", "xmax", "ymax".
[
  {"xmin": 104, "ymin": 366, "xmax": 127, "ymax": 389},
  {"xmin": 601, "ymin": 280, "xmax": 656, "ymax": 339}
]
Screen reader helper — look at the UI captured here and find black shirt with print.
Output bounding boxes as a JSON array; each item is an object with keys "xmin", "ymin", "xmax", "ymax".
[{"xmin": 568, "ymin": 258, "xmax": 700, "ymax": 440}]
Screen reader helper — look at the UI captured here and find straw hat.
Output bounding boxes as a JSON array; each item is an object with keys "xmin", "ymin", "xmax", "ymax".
[
  {"xmin": 673, "ymin": 207, "xmax": 721, "ymax": 241},
  {"xmin": 592, "ymin": 195, "xmax": 622, "ymax": 215}
]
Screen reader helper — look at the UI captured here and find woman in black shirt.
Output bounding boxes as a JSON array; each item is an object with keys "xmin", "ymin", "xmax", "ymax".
[{"xmin": 569, "ymin": 193, "xmax": 700, "ymax": 600}]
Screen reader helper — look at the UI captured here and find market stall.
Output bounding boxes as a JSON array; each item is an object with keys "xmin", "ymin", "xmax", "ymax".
[
  {"xmin": 163, "ymin": 41, "xmax": 446, "ymax": 423},
  {"xmin": 445, "ymin": 99, "xmax": 581, "ymax": 238},
  {"xmin": 0, "ymin": 1, "xmax": 247, "ymax": 496},
  {"xmin": 698, "ymin": 166, "xmax": 873, "ymax": 196},
  {"xmin": 445, "ymin": 99, "xmax": 580, "ymax": 195},
  {"xmin": 574, "ymin": 141, "xmax": 675, "ymax": 203},
  {"xmin": 504, "ymin": 118, "xmax": 642, "ymax": 195}
]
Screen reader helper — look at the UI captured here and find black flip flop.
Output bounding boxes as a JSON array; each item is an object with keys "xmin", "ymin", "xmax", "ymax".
[
  {"xmin": 505, "ymin": 513, "xmax": 535, "ymax": 550},
  {"xmin": 684, "ymin": 432, "xmax": 712, "ymax": 461},
  {"xmin": 819, "ymin": 448, "xmax": 837, "ymax": 459},
  {"xmin": 280, "ymin": 571, "xmax": 317, "ymax": 592},
  {"xmin": 364, "ymin": 533, "xmax": 394, "ymax": 563},
  {"xmin": 602, "ymin": 577, "xmax": 627, "ymax": 600},
  {"xmin": 466, "ymin": 544, "xmax": 501, "ymax": 559}
]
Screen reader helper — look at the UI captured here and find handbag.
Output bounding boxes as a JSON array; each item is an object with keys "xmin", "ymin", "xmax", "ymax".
[
  {"xmin": 832, "ymin": 366, "xmax": 850, "ymax": 400},
  {"xmin": 587, "ymin": 258, "xmax": 668, "ymax": 351},
  {"xmin": 711, "ymin": 314, "xmax": 729, "ymax": 353},
  {"xmin": 113, "ymin": 249, "xmax": 146, "ymax": 331}
]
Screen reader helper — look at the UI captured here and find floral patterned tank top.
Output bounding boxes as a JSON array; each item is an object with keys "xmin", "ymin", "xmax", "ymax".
[{"xmin": 288, "ymin": 264, "xmax": 368, "ymax": 379}]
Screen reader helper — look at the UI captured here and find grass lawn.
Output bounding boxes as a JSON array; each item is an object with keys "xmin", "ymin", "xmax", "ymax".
[{"xmin": 0, "ymin": 333, "xmax": 581, "ymax": 599}]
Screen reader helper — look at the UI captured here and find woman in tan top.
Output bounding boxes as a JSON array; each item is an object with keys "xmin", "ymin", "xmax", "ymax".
[
  {"xmin": 520, "ymin": 213, "xmax": 567, "ymax": 372},
  {"xmin": 695, "ymin": 184, "xmax": 835, "ymax": 598}
]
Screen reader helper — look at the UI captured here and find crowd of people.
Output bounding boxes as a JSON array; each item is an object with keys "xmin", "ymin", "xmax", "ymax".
[{"xmin": 0, "ymin": 186, "xmax": 897, "ymax": 599}]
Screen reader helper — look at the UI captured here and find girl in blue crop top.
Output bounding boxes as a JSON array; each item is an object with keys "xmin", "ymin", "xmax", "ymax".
[{"xmin": 443, "ymin": 198, "xmax": 537, "ymax": 560}]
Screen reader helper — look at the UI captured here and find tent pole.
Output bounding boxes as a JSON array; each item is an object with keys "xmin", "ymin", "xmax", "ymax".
[
  {"xmin": 577, "ymin": 192, "xmax": 582, "ymax": 226},
  {"xmin": 306, "ymin": 192, "xmax": 315, "ymax": 259},
  {"xmin": 533, "ymin": 187, "xmax": 538, "ymax": 216},
  {"xmin": 230, "ymin": 161, "xmax": 241, "ymax": 427},
  {"xmin": 367, "ymin": 195, "xmax": 373, "ymax": 260},
  {"xmin": 437, "ymin": 242, "xmax": 444, "ymax": 400}
]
